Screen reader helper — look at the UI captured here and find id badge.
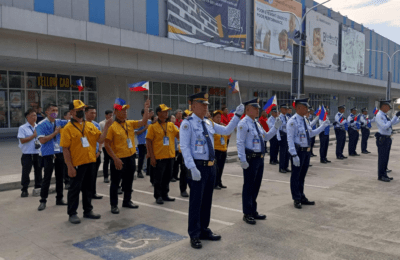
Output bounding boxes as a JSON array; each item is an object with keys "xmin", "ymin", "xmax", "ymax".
[
  {"xmin": 54, "ymin": 142, "xmax": 60, "ymax": 152},
  {"xmin": 195, "ymin": 140, "xmax": 204, "ymax": 154},
  {"xmin": 127, "ymin": 138, "xmax": 133, "ymax": 149},
  {"xmin": 300, "ymin": 133, "xmax": 305, "ymax": 140},
  {"xmin": 220, "ymin": 137, "xmax": 225, "ymax": 145},
  {"xmin": 81, "ymin": 137, "xmax": 89, "ymax": 148},
  {"xmin": 253, "ymin": 138, "xmax": 261, "ymax": 150},
  {"xmin": 163, "ymin": 137, "xmax": 170, "ymax": 146}
]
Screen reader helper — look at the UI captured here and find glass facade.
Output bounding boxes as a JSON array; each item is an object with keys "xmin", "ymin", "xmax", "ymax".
[{"xmin": 0, "ymin": 71, "xmax": 98, "ymax": 128}]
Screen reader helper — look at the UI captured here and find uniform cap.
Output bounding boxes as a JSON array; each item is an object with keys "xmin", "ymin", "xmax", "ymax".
[
  {"xmin": 293, "ymin": 98, "xmax": 310, "ymax": 108},
  {"xmin": 361, "ymin": 108, "xmax": 368, "ymax": 112},
  {"xmin": 156, "ymin": 104, "xmax": 172, "ymax": 113},
  {"xmin": 279, "ymin": 103, "xmax": 289, "ymax": 109},
  {"xmin": 338, "ymin": 105, "xmax": 346, "ymax": 109},
  {"xmin": 270, "ymin": 107, "xmax": 278, "ymax": 113},
  {"xmin": 69, "ymin": 100, "xmax": 86, "ymax": 110},
  {"xmin": 189, "ymin": 92, "xmax": 209, "ymax": 104},
  {"xmin": 309, "ymin": 106, "xmax": 314, "ymax": 111},
  {"xmin": 243, "ymin": 98, "xmax": 260, "ymax": 108},
  {"xmin": 350, "ymin": 107, "xmax": 357, "ymax": 111},
  {"xmin": 212, "ymin": 110, "xmax": 223, "ymax": 116},
  {"xmin": 379, "ymin": 100, "xmax": 392, "ymax": 108}
]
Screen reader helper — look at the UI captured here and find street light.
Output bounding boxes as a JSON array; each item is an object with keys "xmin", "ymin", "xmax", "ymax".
[
  {"xmin": 367, "ymin": 49, "xmax": 400, "ymax": 100},
  {"xmin": 266, "ymin": 0, "xmax": 331, "ymax": 98}
]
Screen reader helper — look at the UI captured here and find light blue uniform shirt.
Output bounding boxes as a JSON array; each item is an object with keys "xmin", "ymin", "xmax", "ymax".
[
  {"xmin": 375, "ymin": 110, "xmax": 400, "ymax": 136},
  {"xmin": 360, "ymin": 114, "xmax": 375, "ymax": 129},
  {"xmin": 135, "ymin": 119, "xmax": 152, "ymax": 145},
  {"xmin": 287, "ymin": 114, "xmax": 326, "ymax": 156},
  {"xmin": 180, "ymin": 113, "xmax": 240, "ymax": 170},
  {"xmin": 236, "ymin": 115, "xmax": 277, "ymax": 162},
  {"xmin": 37, "ymin": 118, "xmax": 68, "ymax": 156},
  {"xmin": 17, "ymin": 122, "xmax": 40, "ymax": 154},
  {"xmin": 347, "ymin": 114, "xmax": 359, "ymax": 130},
  {"xmin": 335, "ymin": 112, "xmax": 347, "ymax": 129},
  {"xmin": 308, "ymin": 115, "xmax": 318, "ymax": 129}
]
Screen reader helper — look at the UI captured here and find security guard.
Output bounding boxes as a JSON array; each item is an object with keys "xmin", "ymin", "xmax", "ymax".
[
  {"xmin": 212, "ymin": 110, "xmax": 229, "ymax": 190},
  {"xmin": 278, "ymin": 104, "xmax": 290, "ymax": 173},
  {"xmin": 146, "ymin": 104, "xmax": 180, "ymax": 204},
  {"xmin": 360, "ymin": 108, "xmax": 375, "ymax": 154},
  {"xmin": 105, "ymin": 98, "xmax": 150, "ymax": 214},
  {"xmin": 267, "ymin": 107, "xmax": 280, "ymax": 165},
  {"xmin": 180, "ymin": 92, "xmax": 244, "ymax": 249},
  {"xmin": 319, "ymin": 108, "xmax": 332, "ymax": 163},
  {"xmin": 334, "ymin": 105, "xmax": 348, "ymax": 160},
  {"xmin": 308, "ymin": 107, "xmax": 318, "ymax": 157},
  {"xmin": 287, "ymin": 98, "xmax": 330, "ymax": 209},
  {"xmin": 237, "ymin": 99, "xmax": 282, "ymax": 225},
  {"xmin": 347, "ymin": 107, "xmax": 361, "ymax": 156},
  {"xmin": 60, "ymin": 100, "xmax": 112, "ymax": 224},
  {"xmin": 375, "ymin": 100, "xmax": 400, "ymax": 182}
]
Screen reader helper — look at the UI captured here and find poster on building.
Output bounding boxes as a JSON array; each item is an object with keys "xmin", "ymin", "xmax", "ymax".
[
  {"xmin": 305, "ymin": 9, "xmax": 339, "ymax": 69},
  {"xmin": 341, "ymin": 25, "xmax": 365, "ymax": 74},
  {"xmin": 10, "ymin": 92, "xmax": 21, "ymax": 108},
  {"xmin": 253, "ymin": 0, "xmax": 302, "ymax": 60},
  {"xmin": 167, "ymin": 0, "xmax": 246, "ymax": 51}
]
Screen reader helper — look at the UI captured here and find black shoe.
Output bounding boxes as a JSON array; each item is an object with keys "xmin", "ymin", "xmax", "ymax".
[
  {"xmin": 181, "ymin": 191, "xmax": 189, "ymax": 197},
  {"xmin": 378, "ymin": 177, "xmax": 391, "ymax": 182},
  {"xmin": 386, "ymin": 169, "xmax": 392, "ymax": 173},
  {"xmin": 219, "ymin": 184, "xmax": 227, "ymax": 189},
  {"xmin": 269, "ymin": 162, "xmax": 277, "ymax": 165},
  {"xmin": 354, "ymin": 153, "xmax": 360, "ymax": 156},
  {"xmin": 285, "ymin": 168, "xmax": 291, "ymax": 172},
  {"xmin": 104, "ymin": 178, "xmax": 110, "ymax": 183},
  {"xmin": 301, "ymin": 199, "xmax": 315, "ymax": 205},
  {"xmin": 362, "ymin": 151, "xmax": 369, "ymax": 154},
  {"xmin": 385, "ymin": 176, "xmax": 394, "ymax": 180},
  {"xmin": 366, "ymin": 150, "xmax": 371, "ymax": 154},
  {"xmin": 342, "ymin": 156, "xmax": 348, "ymax": 159},
  {"xmin": 118, "ymin": 187, "xmax": 123, "ymax": 194},
  {"xmin": 337, "ymin": 157, "xmax": 344, "ymax": 160},
  {"xmin": 320, "ymin": 160, "xmax": 328, "ymax": 164},
  {"xmin": 309, "ymin": 165, "xmax": 313, "ymax": 167},
  {"xmin": 69, "ymin": 214, "xmax": 81, "ymax": 224},
  {"xmin": 190, "ymin": 238, "xmax": 202, "ymax": 249},
  {"xmin": 92, "ymin": 194, "xmax": 103, "ymax": 200},
  {"xmin": 111, "ymin": 205, "xmax": 120, "ymax": 214},
  {"xmin": 171, "ymin": 178, "xmax": 177, "ymax": 182},
  {"xmin": 56, "ymin": 199, "xmax": 68, "ymax": 206},
  {"xmin": 65, "ymin": 184, "xmax": 70, "ymax": 190},
  {"xmin": 326, "ymin": 160, "xmax": 331, "ymax": 163},
  {"xmin": 214, "ymin": 186, "xmax": 221, "ymax": 190},
  {"xmin": 21, "ymin": 191, "xmax": 28, "ymax": 197},
  {"xmin": 294, "ymin": 200, "xmax": 302, "ymax": 209},
  {"xmin": 349, "ymin": 154, "xmax": 356, "ymax": 157},
  {"xmin": 122, "ymin": 201, "xmax": 139, "ymax": 209},
  {"xmin": 38, "ymin": 202, "xmax": 46, "ymax": 211},
  {"xmin": 253, "ymin": 212, "xmax": 266, "ymax": 220},
  {"xmin": 276, "ymin": 160, "xmax": 279, "ymax": 163},
  {"xmin": 156, "ymin": 197, "xmax": 164, "ymax": 204},
  {"xmin": 83, "ymin": 211, "xmax": 101, "ymax": 219},
  {"xmin": 138, "ymin": 172, "xmax": 144, "ymax": 178},
  {"xmin": 243, "ymin": 214, "xmax": 256, "ymax": 225},
  {"xmin": 162, "ymin": 196, "xmax": 175, "ymax": 202},
  {"xmin": 279, "ymin": 169, "xmax": 287, "ymax": 173},
  {"xmin": 200, "ymin": 232, "xmax": 221, "ymax": 241}
]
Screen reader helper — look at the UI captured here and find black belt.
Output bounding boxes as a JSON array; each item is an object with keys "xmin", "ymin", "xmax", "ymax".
[
  {"xmin": 194, "ymin": 160, "xmax": 215, "ymax": 167},
  {"xmin": 295, "ymin": 145, "xmax": 311, "ymax": 152},
  {"xmin": 246, "ymin": 152, "xmax": 264, "ymax": 159}
]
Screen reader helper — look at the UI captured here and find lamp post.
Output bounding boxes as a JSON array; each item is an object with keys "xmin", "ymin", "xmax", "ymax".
[
  {"xmin": 367, "ymin": 49, "xmax": 400, "ymax": 100},
  {"xmin": 266, "ymin": 0, "xmax": 331, "ymax": 98}
]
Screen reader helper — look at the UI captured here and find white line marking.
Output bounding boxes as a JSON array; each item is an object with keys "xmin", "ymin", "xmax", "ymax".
[
  {"xmin": 311, "ymin": 166, "xmax": 366, "ymax": 172},
  {"xmin": 223, "ymin": 174, "xmax": 330, "ymax": 189},
  {"xmin": 97, "ymin": 193, "xmax": 235, "ymax": 226}
]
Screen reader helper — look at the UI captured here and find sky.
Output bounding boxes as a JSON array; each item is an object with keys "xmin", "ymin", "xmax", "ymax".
[{"xmin": 314, "ymin": 0, "xmax": 400, "ymax": 45}]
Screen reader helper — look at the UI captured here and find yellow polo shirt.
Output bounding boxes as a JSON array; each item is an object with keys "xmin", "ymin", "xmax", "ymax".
[
  {"xmin": 60, "ymin": 120, "xmax": 101, "ymax": 167},
  {"xmin": 146, "ymin": 121, "xmax": 179, "ymax": 160},
  {"xmin": 106, "ymin": 120, "xmax": 140, "ymax": 159},
  {"xmin": 214, "ymin": 133, "xmax": 228, "ymax": 152}
]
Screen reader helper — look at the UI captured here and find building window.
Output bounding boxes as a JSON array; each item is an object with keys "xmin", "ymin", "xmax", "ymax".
[{"xmin": 0, "ymin": 71, "xmax": 8, "ymax": 128}]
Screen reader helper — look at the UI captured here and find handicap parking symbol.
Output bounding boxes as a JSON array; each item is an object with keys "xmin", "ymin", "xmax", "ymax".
[{"xmin": 73, "ymin": 224, "xmax": 186, "ymax": 259}]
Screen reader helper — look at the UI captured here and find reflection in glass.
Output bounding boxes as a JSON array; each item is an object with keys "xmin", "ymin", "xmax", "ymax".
[
  {"xmin": 41, "ymin": 73, "xmax": 56, "ymax": 90},
  {"xmin": 171, "ymin": 96, "xmax": 178, "ymax": 110},
  {"xmin": 42, "ymin": 91, "xmax": 57, "ymax": 108},
  {"xmin": 179, "ymin": 84, "xmax": 186, "ymax": 96},
  {"xmin": 0, "ymin": 71, "xmax": 7, "ymax": 89},
  {"xmin": 85, "ymin": 77, "xmax": 97, "ymax": 91},
  {"xmin": 153, "ymin": 82, "xmax": 161, "ymax": 95},
  {"xmin": 187, "ymin": 85, "xmax": 194, "ymax": 95},
  {"xmin": 152, "ymin": 95, "xmax": 161, "ymax": 109},
  {"xmin": 9, "ymin": 71, "xmax": 22, "ymax": 89},
  {"xmin": 179, "ymin": 96, "xmax": 186, "ymax": 109},
  {"xmin": 10, "ymin": 90, "xmax": 25, "ymax": 127},
  {"xmin": 0, "ymin": 89, "xmax": 8, "ymax": 128},
  {"xmin": 162, "ymin": 95, "xmax": 170, "ymax": 107},
  {"xmin": 58, "ymin": 92, "xmax": 71, "ymax": 120},
  {"xmin": 27, "ymin": 72, "xmax": 40, "ymax": 89},
  {"xmin": 171, "ymin": 84, "xmax": 179, "ymax": 95},
  {"xmin": 162, "ymin": 83, "xmax": 170, "ymax": 95}
]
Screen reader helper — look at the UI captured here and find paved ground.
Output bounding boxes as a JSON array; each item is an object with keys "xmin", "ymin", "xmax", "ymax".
[{"xmin": 1, "ymin": 132, "xmax": 400, "ymax": 259}]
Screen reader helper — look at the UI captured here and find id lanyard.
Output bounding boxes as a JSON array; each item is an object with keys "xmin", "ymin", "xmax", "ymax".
[
  {"xmin": 71, "ymin": 120, "xmax": 88, "ymax": 148},
  {"xmin": 159, "ymin": 121, "xmax": 169, "ymax": 146},
  {"xmin": 53, "ymin": 121, "xmax": 60, "ymax": 152},
  {"xmin": 120, "ymin": 122, "xmax": 133, "ymax": 148}
]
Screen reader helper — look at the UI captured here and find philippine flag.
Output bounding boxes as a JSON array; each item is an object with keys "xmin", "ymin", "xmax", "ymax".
[
  {"xmin": 76, "ymin": 79, "xmax": 83, "ymax": 92},
  {"xmin": 339, "ymin": 116, "xmax": 344, "ymax": 123},
  {"xmin": 129, "ymin": 81, "xmax": 149, "ymax": 92},
  {"xmin": 228, "ymin": 78, "xmax": 239, "ymax": 93},
  {"xmin": 319, "ymin": 105, "xmax": 327, "ymax": 121},
  {"xmin": 373, "ymin": 107, "xmax": 378, "ymax": 115},
  {"xmin": 263, "ymin": 95, "xmax": 277, "ymax": 114},
  {"xmin": 114, "ymin": 98, "xmax": 127, "ymax": 111},
  {"xmin": 315, "ymin": 105, "xmax": 322, "ymax": 116}
]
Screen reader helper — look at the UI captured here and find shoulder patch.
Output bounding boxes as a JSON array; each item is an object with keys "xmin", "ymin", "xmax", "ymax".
[
  {"xmin": 183, "ymin": 124, "xmax": 189, "ymax": 130},
  {"xmin": 187, "ymin": 117, "xmax": 193, "ymax": 121},
  {"xmin": 290, "ymin": 122, "xmax": 294, "ymax": 126},
  {"xmin": 239, "ymin": 126, "xmax": 243, "ymax": 130}
]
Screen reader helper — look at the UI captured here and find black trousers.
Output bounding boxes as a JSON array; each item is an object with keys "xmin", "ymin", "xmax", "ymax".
[
  {"xmin": 137, "ymin": 144, "xmax": 147, "ymax": 173},
  {"xmin": 310, "ymin": 137, "xmax": 316, "ymax": 154},
  {"xmin": 110, "ymin": 155, "xmax": 136, "ymax": 206},
  {"xmin": 93, "ymin": 155, "xmax": 101, "ymax": 195},
  {"xmin": 102, "ymin": 147, "xmax": 111, "ymax": 179},
  {"xmin": 152, "ymin": 158, "xmax": 174, "ymax": 199},
  {"xmin": 187, "ymin": 161, "xmax": 216, "ymax": 239},
  {"xmin": 20, "ymin": 154, "xmax": 42, "ymax": 191},
  {"xmin": 67, "ymin": 163, "xmax": 95, "ymax": 216},
  {"xmin": 335, "ymin": 129, "xmax": 346, "ymax": 157},
  {"xmin": 348, "ymin": 128, "xmax": 359, "ymax": 155},
  {"xmin": 63, "ymin": 160, "xmax": 70, "ymax": 185},
  {"xmin": 377, "ymin": 136, "xmax": 392, "ymax": 178},
  {"xmin": 40, "ymin": 154, "xmax": 64, "ymax": 203},
  {"xmin": 361, "ymin": 127, "xmax": 370, "ymax": 152},
  {"xmin": 319, "ymin": 132, "xmax": 330, "ymax": 161},
  {"xmin": 269, "ymin": 136, "xmax": 279, "ymax": 163},
  {"xmin": 215, "ymin": 150, "xmax": 227, "ymax": 186},
  {"xmin": 180, "ymin": 162, "xmax": 188, "ymax": 193},
  {"xmin": 290, "ymin": 150, "xmax": 311, "ymax": 201},
  {"xmin": 279, "ymin": 133, "xmax": 289, "ymax": 170},
  {"xmin": 173, "ymin": 152, "xmax": 182, "ymax": 179},
  {"xmin": 242, "ymin": 155, "xmax": 264, "ymax": 215}
]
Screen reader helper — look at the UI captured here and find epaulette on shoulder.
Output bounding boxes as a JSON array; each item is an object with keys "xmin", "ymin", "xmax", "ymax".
[{"xmin": 187, "ymin": 116, "xmax": 193, "ymax": 121}]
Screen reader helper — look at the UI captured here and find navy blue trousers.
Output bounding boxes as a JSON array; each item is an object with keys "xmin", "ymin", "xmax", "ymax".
[
  {"xmin": 319, "ymin": 133, "xmax": 330, "ymax": 161},
  {"xmin": 279, "ymin": 133, "xmax": 289, "ymax": 169},
  {"xmin": 361, "ymin": 127, "xmax": 370, "ymax": 152},
  {"xmin": 269, "ymin": 136, "xmax": 279, "ymax": 163},
  {"xmin": 348, "ymin": 128, "xmax": 359, "ymax": 155},
  {"xmin": 335, "ymin": 129, "xmax": 346, "ymax": 158},
  {"xmin": 376, "ymin": 136, "xmax": 391, "ymax": 178},
  {"xmin": 242, "ymin": 155, "xmax": 264, "ymax": 215},
  {"xmin": 290, "ymin": 150, "xmax": 311, "ymax": 201}
]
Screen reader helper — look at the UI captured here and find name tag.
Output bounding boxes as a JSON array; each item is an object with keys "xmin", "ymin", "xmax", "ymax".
[
  {"xmin": 253, "ymin": 138, "xmax": 261, "ymax": 150},
  {"xmin": 127, "ymin": 138, "xmax": 133, "ymax": 149},
  {"xmin": 300, "ymin": 133, "xmax": 306, "ymax": 139},
  {"xmin": 163, "ymin": 137, "xmax": 170, "ymax": 146},
  {"xmin": 195, "ymin": 140, "xmax": 204, "ymax": 154},
  {"xmin": 220, "ymin": 137, "xmax": 225, "ymax": 145},
  {"xmin": 54, "ymin": 142, "xmax": 60, "ymax": 152},
  {"xmin": 81, "ymin": 137, "xmax": 89, "ymax": 148}
]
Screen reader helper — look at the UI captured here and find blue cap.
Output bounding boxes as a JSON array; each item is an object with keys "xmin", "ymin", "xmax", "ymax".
[
  {"xmin": 270, "ymin": 107, "xmax": 277, "ymax": 113},
  {"xmin": 350, "ymin": 107, "xmax": 357, "ymax": 111},
  {"xmin": 188, "ymin": 92, "xmax": 209, "ymax": 104},
  {"xmin": 243, "ymin": 98, "xmax": 260, "ymax": 108},
  {"xmin": 293, "ymin": 98, "xmax": 310, "ymax": 107},
  {"xmin": 280, "ymin": 103, "xmax": 289, "ymax": 109},
  {"xmin": 361, "ymin": 108, "xmax": 368, "ymax": 112},
  {"xmin": 338, "ymin": 105, "xmax": 346, "ymax": 109},
  {"xmin": 380, "ymin": 100, "xmax": 392, "ymax": 108},
  {"xmin": 309, "ymin": 106, "xmax": 314, "ymax": 110}
]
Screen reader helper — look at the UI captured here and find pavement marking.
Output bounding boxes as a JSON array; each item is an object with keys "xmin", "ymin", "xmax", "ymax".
[
  {"xmin": 311, "ymin": 166, "xmax": 367, "ymax": 172},
  {"xmin": 97, "ymin": 193, "xmax": 235, "ymax": 226},
  {"xmin": 223, "ymin": 174, "xmax": 329, "ymax": 189}
]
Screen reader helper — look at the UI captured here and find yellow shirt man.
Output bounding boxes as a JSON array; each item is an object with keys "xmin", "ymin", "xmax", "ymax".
[
  {"xmin": 106, "ymin": 120, "xmax": 140, "ymax": 159},
  {"xmin": 146, "ymin": 121, "xmax": 179, "ymax": 160}
]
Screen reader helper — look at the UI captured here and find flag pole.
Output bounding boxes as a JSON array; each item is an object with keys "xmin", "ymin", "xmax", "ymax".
[{"xmin": 238, "ymin": 89, "xmax": 242, "ymax": 104}]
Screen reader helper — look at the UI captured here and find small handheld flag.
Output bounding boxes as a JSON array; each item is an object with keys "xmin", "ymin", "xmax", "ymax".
[
  {"xmin": 316, "ymin": 106, "xmax": 322, "ymax": 116},
  {"xmin": 339, "ymin": 116, "xmax": 344, "ymax": 123},
  {"xmin": 76, "ymin": 79, "xmax": 83, "ymax": 92},
  {"xmin": 319, "ymin": 105, "xmax": 326, "ymax": 121},
  {"xmin": 228, "ymin": 79, "xmax": 239, "ymax": 94},
  {"xmin": 129, "ymin": 81, "xmax": 149, "ymax": 92},
  {"xmin": 292, "ymin": 100, "xmax": 295, "ymax": 108},
  {"xmin": 373, "ymin": 107, "xmax": 378, "ymax": 115},
  {"xmin": 263, "ymin": 95, "xmax": 277, "ymax": 114}
]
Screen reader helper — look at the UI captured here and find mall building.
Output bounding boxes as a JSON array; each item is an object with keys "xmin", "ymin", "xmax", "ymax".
[{"xmin": 0, "ymin": 0, "xmax": 399, "ymax": 136}]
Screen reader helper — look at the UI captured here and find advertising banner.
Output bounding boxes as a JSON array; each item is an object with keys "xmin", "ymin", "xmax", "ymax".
[
  {"xmin": 167, "ymin": 0, "xmax": 246, "ymax": 51},
  {"xmin": 254, "ymin": 0, "xmax": 302, "ymax": 60},
  {"xmin": 305, "ymin": 9, "xmax": 339, "ymax": 69},
  {"xmin": 341, "ymin": 25, "xmax": 365, "ymax": 74}
]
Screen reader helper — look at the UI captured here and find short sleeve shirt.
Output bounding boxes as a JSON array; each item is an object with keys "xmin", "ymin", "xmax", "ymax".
[
  {"xmin": 17, "ymin": 122, "xmax": 40, "ymax": 154},
  {"xmin": 37, "ymin": 118, "xmax": 68, "ymax": 156},
  {"xmin": 146, "ymin": 121, "xmax": 179, "ymax": 160},
  {"xmin": 106, "ymin": 120, "xmax": 140, "ymax": 159}
]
